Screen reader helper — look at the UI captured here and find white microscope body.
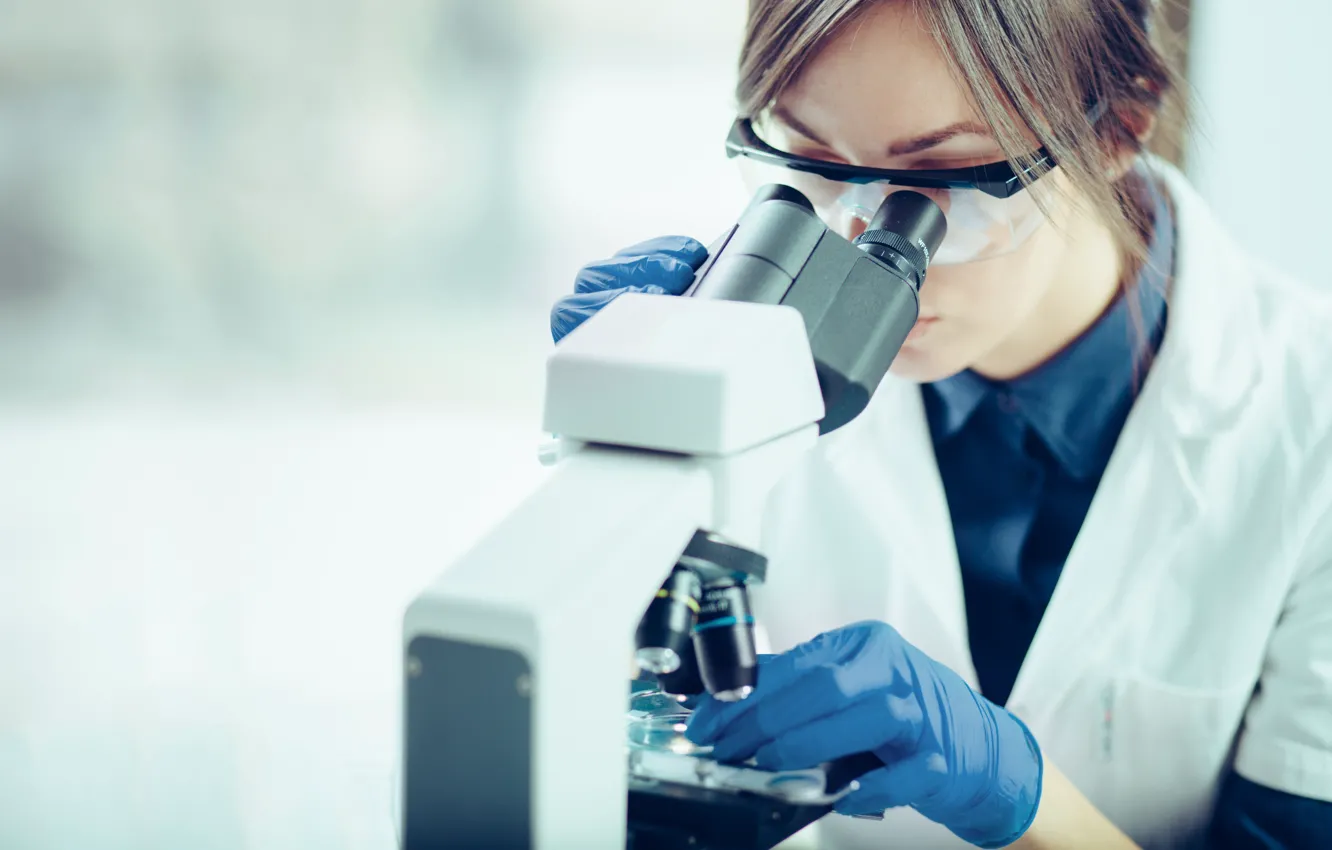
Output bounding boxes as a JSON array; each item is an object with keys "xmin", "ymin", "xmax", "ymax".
[
  {"xmin": 402, "ymin": 292, "xmax": 825, "ymax": 849},
  {"xmin": 401, "ymin": 183, "xmax": 944, "ymax": 850}
]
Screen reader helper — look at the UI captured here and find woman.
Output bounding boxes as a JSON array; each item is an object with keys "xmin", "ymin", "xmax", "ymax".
[{"xmin": 552, "ymin": 1, "xmax": 1332, "ymax": 847}]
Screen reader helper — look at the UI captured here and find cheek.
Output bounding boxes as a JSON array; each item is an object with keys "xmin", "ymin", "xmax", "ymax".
[
  {"xmin": 892, "ymin": 227, "xmax": 1061, "ymax": 380},
  {"xmin": 920, "ymin": 254, "xmax": 1040, "ymax": 325},
  {"xmin": 922, "ymin": 199, "xmax": 1069, "ymax": 321},
  {"xmin": 919, "ymin": 177, "xmax": 1071, "ymax": 325}
]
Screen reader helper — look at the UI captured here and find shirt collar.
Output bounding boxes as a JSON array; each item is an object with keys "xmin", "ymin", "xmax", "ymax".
[{"xmin": 926, "ymin": 167, "xmax": 1174, "ymax": 479}]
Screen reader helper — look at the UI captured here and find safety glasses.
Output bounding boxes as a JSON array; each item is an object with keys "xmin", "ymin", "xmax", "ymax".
[{"xmin": 725, "ymin": 116, "xmax": 1058, "ymax": 265}]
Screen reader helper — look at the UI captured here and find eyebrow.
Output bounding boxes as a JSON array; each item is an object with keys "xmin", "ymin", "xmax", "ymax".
[
  {"xmin": 771, "ymin": 105, "xmax": 994, "ymax": 158},
  {"xmin": 886, "ymin": 121, "xmax": 995, "ymax": 156}
]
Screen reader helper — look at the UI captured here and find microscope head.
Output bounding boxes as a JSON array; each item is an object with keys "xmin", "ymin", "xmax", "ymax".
[{"xmin": 689, "ymin": 183, "xmax": 946, "ymax": 433}]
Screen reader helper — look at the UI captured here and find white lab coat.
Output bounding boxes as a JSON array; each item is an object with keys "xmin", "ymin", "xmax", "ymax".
[{"xmin": 753, "ymin": 162, "xmax": 1332, "ymax": 849}]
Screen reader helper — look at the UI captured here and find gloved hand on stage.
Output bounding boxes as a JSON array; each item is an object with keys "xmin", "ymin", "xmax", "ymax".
[
  {"xmin": 685, "ymin": 620, "xmax": 1044, "ymax": 849},
  {"xmin": 550, "ymin": 235, "xmax": 708, "ymax": 343}
]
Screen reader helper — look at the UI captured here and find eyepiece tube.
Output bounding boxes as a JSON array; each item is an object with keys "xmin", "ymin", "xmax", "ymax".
[
  {"xmin": 746, "ymin": 182, "xmax": 814, "ymax": 212},
  {"xmin": 867, "ymin": 191, "xmax": 947, "ymax": 256},
  {"xmin": 853, "ymin": 191, "xmax": 947, "ymax": 288}
]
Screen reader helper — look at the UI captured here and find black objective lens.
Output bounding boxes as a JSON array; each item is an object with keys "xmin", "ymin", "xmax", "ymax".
[
  {"xmin": 692, "ymin": 579, "xmax": 758, "ymax": 701},
  {"xmin": 655, "ymin": 639, "xmax": 705, "ymax": 697},
  {"xmin": 853, "ymin": 191, "xmax": 948, "ymax": 288},
  {"xmin": 634, "ymin": 567, "xmax": 701, "ymax": 674}
]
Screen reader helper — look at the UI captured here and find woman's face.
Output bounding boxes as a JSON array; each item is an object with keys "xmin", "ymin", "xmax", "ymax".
[{"xmin": 763, "ymin": 2, "xmax": 1113, "ymax": 382}]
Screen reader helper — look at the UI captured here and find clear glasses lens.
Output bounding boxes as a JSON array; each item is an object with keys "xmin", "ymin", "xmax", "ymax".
[{"xmin": 738, "ymin": 118, "xmax": 1050, "ymax": 265}]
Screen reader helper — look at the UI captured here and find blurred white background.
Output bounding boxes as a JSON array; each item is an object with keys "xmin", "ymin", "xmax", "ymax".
[
  {"xmin": 0, "ymin": 1, "xmax": 1326, "ymax": 848},
  {"xmin": 1187, "ymin": 1, "xmax": 1332, "ymax": 286},
  {"xmin": 0, "ymin": 2, "xmax": 746, "ymax": 847}
]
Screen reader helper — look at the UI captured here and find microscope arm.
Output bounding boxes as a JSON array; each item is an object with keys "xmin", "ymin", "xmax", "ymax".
[{"xmin": 404, "ymin": 443, "xmax": 713, "ymax": 849}]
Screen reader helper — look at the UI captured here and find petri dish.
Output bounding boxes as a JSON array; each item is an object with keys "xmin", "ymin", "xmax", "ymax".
[
  {"xmin": 628, "ymin": 687, "xmax": 691, "ymax": 718},
  {"xmin": 626, "ymin": 713, "xmax": 713, "ymax": 756},
  {"xmin": 627, "ymin": 683, "xmax": 710, "ymax": 756}
]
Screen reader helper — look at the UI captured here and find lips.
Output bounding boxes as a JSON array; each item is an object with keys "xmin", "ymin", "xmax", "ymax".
[{"xmin": 904, "ymin": 317, "xmax": 938, "ymax": 344}]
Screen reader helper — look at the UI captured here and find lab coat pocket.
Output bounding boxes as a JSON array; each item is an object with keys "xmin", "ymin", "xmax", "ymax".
[{"xmin": 1100, "ymin": 674, "xmax": 1254, "ymax": 848}]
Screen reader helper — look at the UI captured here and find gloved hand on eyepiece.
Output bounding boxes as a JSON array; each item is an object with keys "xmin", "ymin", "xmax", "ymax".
[
  {"xmin": 550, "ymin": 235, "xmax": 708, "ymax": 343},
  {"xmin": 684, "ymin": 620, "xmax": 1043, "ymax": 849}
]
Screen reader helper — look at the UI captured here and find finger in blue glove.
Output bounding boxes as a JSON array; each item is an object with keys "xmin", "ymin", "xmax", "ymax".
[
  {"xmin": 686, "ymin": 632, "xmax": 923, "ymax": 766},
  {"xmin": 685, "ymin": 620, "xmax": 1042, "ymax": 849},
  {"xmin": 550, "ymin": 235, "xmax": 707, "ymax": 342}
]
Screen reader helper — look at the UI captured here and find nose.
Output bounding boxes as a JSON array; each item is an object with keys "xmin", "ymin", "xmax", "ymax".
[
  {"xmin": 827, "ymin": 207, "xmax": 869, "ymax": 242},
  {"xmin": 828, "ymin": 182, "xmax": 887, "ymax": 242},
  {"xmin": 845, "ymin": 216, "xmax": 869, "ymax": 242}
]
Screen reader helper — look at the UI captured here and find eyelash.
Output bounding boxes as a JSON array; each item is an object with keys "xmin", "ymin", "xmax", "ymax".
[{"xmin": 790, "ymin": 144, "xmax": 846, "ymax": 164}]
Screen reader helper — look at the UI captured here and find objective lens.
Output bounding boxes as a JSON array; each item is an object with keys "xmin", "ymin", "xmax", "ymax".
[
  {"xmin": 655, "ymin": 639, "xmax": 706, "ymax": 697},
  {"xmin": 693, "ymin": 579, "xmax": 758, "ymax": 701},
  {"xmin": 634, "ymin": 567, "xmax": 701, "ymax": 675},
  {"xmin": 634, "ymin": 647, "xmax": 679, "ymax": 675}
]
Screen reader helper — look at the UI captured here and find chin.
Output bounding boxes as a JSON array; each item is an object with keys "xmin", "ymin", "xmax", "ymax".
[{"xmin": 887, "ymin": 345, "xmax": 969, "ymax": 384}]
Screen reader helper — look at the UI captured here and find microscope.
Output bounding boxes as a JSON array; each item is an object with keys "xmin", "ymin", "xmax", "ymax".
[{"xmin": 402, "ymin": 183, "xmax": 946, "ymax": 850}]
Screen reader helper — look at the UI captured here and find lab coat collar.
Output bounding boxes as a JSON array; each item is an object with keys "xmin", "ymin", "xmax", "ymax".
[
  {"xmin": 1003, "ymin": 163, "xmax": 1263, "ymax": 718},
  {"xmin": 1144, "ymin": 160, "xmax": 1261, "ymax": 437}
]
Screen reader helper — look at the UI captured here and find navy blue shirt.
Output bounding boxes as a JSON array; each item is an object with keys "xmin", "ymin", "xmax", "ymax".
[
  {"xmin": 921, "ymin": 172, "xmax": 1331, "ymax": 847},
  {"xmin": 923, "ymin": 179, "xmax": 1172, "ymax": 707}
]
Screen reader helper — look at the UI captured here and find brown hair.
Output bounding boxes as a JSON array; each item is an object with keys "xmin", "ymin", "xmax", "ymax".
[{"xmin": 736, "ymin": 0, "xmax": 1184, "ymax": 282}]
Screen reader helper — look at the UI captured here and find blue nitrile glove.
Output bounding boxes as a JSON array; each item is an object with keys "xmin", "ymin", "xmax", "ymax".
[
  {"xmin": 685, "ymin": 621, "xmax": 1043, "ymax": 849},
  {"xmin": 550, "ymin": 235, "xmax": 709, "ymax": 343}
]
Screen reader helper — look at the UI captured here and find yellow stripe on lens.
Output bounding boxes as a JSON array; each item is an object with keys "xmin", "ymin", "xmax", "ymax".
[{"xmin": 654, "ymin": 588, "xmax": 700, "ymax": 613}]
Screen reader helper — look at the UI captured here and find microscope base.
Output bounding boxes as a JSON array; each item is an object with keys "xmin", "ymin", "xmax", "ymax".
[{"xmin": 627, "ymin": 782, "xmax": 828, "ymax": 850}]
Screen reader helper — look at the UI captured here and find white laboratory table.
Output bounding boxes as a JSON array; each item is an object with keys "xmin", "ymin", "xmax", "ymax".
[{"xmin": 0, "ymin": 404, "xmax": 548, "ymax": 850}]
